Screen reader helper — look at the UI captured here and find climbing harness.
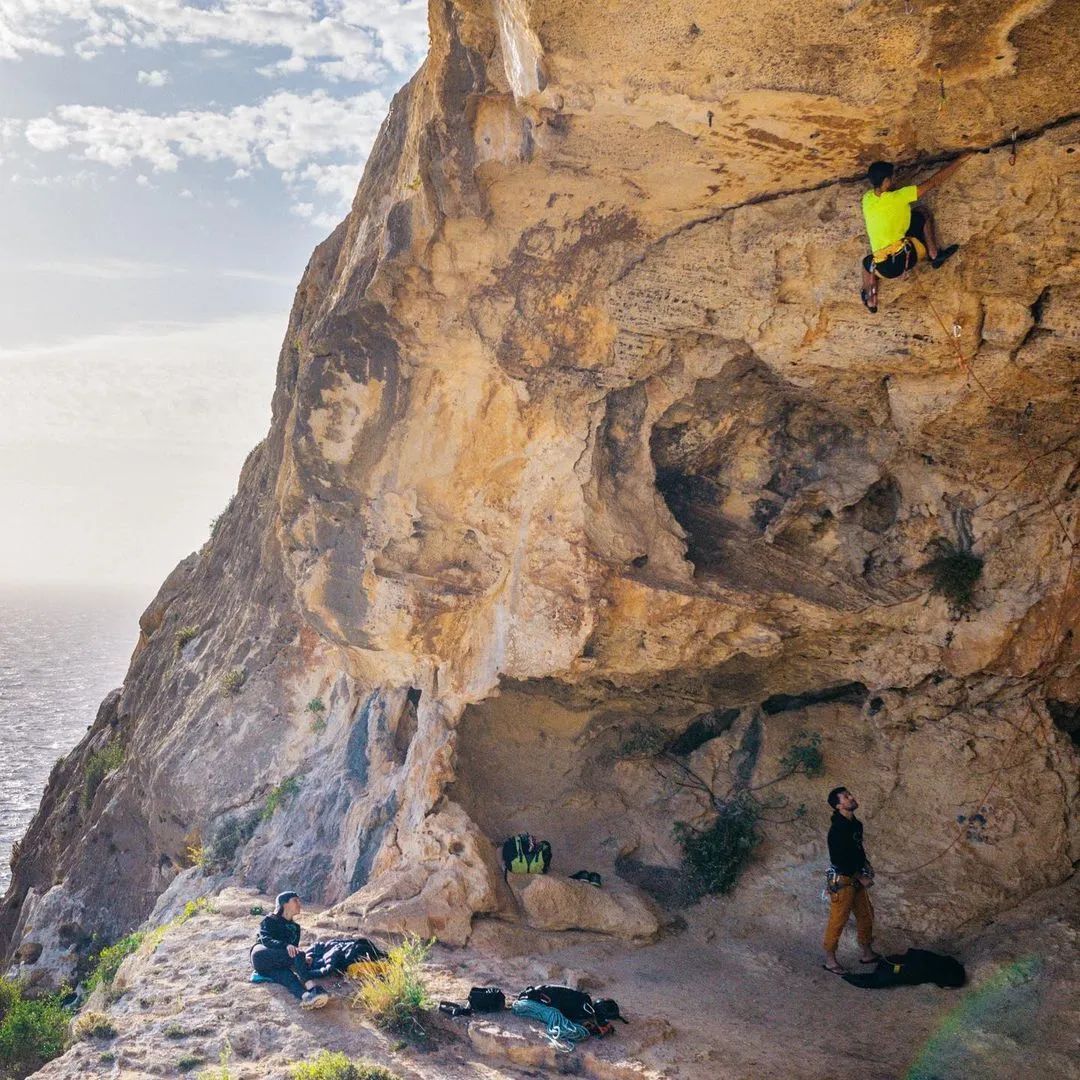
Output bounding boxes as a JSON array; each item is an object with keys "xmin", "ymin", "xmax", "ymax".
[{"xmin": 870, "ymin": 236, "xmax": 925, "ymax": 278}]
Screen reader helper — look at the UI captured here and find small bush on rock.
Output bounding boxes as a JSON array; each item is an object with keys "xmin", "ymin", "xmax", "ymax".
[
  {"xmin": 0, "ymin": 980, "xmax": 69, "ymax": 1078},
  {"xmin": 72, "ymin": 1010, "xmax": 116, "ymax": 1040},
  {"xmin": 261, "ymin": 777, "xmax": 301, "ymax": 821},
  {"xmin": 220, "ymin": 669, "xmax": 245, "ymax": 695},
  {"xmin": 86, "ymin": 933, "xmax": 145, "ymax": 992},
  {"xmin": 174, "ymin": 626, "xmax": 199, "ymax": 653},
  {"xmin": 674, "ymin": 794, "xmax": 762, "ymax": 896},
  {"xmin": 82, "ymin": 742, "xmax": 124, "ymax": 811},
  {"xmin": 289, "ymin": 1051, "xmax": 402, "ymax": 1080},
  {"xmin": 921, "ymin": 537, "xmax": 983, "ymax": 613},
  {"xmin": 350, "ymin": 937, "xmax": 433, "ymax": 1041}
]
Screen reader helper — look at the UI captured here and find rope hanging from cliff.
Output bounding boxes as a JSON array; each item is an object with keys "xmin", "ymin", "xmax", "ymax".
[{"xmin": 875, "ymin": 275, "xmax": 1080, "ymax": 879}]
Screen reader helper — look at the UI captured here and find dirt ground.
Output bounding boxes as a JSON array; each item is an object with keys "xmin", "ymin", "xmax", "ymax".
[{"xmin": 32, "ymin": 870, "xmax": 1079, "ymax": 1080}]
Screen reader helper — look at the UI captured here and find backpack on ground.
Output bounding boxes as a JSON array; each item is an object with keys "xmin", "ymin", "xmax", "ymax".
[
  {"xmin": 842, "ymin": 948, "xmax": 966, "ymax": 990},
  {"xmin": 501, "ymin": 833, "xmax": 552, "ymax": 876},
  {"xmin": 468, "ymin": 986, "xmax": 506, "ymax": 1012},
  {"xmin": 518, "ymin": 985, "xmax": 595, "ymax": 1023}
]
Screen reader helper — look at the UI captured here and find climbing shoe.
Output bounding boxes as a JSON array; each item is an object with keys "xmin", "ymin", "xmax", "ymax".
[
  {"xmin": 300, "ymin": 987, "xmax": 330, "ymax": 1009},
  {"xmin": 930, "ymin": 244, "xmax": 959, "ymax": 269},
  {"xmin": 860, "ymin": 287, "xmax": 877, "ymax": 314},
  {"xmin": 570, "ymin": 870, "xmax": 602, "ymax": 888}
]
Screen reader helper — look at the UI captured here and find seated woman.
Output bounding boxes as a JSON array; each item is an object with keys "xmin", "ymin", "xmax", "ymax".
[{"xmin": 249, "ymin": 891, "xmax": 329, "ymax": 1009}]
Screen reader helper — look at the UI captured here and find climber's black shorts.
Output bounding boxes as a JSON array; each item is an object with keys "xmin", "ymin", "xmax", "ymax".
[{"xmin": 862, "ymin": 210, "xmax": 928, "ymax": 279}]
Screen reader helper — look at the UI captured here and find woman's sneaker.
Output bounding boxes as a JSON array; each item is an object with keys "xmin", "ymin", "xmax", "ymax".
[{"xmin": 300, "ymin": 987, "xmax": 330, "ymax": 1009}]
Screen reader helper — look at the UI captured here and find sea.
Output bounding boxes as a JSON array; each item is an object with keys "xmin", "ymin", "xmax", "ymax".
[{"xmin": 0, "ymin": 584, "xmax": 145, "ymax": 894}]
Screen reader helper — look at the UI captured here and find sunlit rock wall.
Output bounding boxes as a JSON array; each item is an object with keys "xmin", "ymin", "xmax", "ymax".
[{"xmin": 5, "ymin": 0, "xmax": 1080, "ymax": 981}]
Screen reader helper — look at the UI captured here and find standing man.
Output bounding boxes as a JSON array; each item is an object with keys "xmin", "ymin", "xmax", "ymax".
[
  {"xmin": 823, "ymin": 787, "xmax": 880, "ymax": 975},
  {"xmin": 250, "ymin": 891, "xmax": 330, "ymax": 1008},
  {"xmin": 860, "ymin": 156, "xmax": 965, "ymax": 313}
]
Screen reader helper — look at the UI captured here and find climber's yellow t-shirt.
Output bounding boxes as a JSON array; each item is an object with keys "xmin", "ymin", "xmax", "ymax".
[{"xmin": 862, "ymin": 185, "xmax": 919, "ymax": 255}]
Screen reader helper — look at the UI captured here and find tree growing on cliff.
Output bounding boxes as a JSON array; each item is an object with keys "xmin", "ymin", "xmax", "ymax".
[{"xmin": 660, "ymin": 726, "xmax": 824, "ymax": 897}]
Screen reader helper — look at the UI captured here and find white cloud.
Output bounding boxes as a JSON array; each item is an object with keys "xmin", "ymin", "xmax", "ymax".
[
  {"xmin": 25, "ymin": 117, "xmax": 69, "ymax": 151},
  {"xmin": 32, "ymin": 257, "xmax": 184, "ymax": 279},
  {"xmin": 0, "ymin": 1, "xmax": 429, "ymax": 83},
  {"xmin": 15, "ymin": 89, "xmax": 389, "ymax": 219},
  {"xmin": 299, "ymin": 160, "xmax": 363, "ymax": 203},
  {"xmin": 21, "ymin": 89, "xmax": 389, "ymax": 176},
  {"xmin": 137, "ymin": 68, "xmax": 169, "ymax": 87}
]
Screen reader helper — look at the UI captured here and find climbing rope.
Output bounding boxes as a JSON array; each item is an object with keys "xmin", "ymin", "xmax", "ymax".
[{"xmin": 874, "ymin": 256, "xmax": 1080, "ymax": 877}]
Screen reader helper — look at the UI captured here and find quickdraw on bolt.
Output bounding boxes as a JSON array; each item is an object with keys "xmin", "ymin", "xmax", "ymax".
[
  {"xmin": 937, "ymin": 64, "xmax": 946, "ymax": 109},
  {"xmin": 1009, "ymin": 127, "xmax": 1018, "ymax": 166},
  {"xmin": 952, "ymin": 322, "xmax": 962, "ymax": 339}
]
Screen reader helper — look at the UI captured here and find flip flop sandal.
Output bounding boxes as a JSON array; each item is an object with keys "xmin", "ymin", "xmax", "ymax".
[{"xmin": 822, "ymin": 963, "xmax": 847, "ymax": 976}]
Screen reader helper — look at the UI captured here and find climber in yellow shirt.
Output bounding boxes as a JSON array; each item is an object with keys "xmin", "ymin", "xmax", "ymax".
[{"xmin": 860, "ymin": 157, "xmax": 966, "ymax": 313}]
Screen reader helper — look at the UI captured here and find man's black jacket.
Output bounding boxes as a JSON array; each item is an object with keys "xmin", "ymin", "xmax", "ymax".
[
  {"xmin": 252, "ymin": 913, "xmax": 301, "ymax": 954},
  {"xmin": 827, "ymin": 811, "xmax": 867, "ymax": 876}
]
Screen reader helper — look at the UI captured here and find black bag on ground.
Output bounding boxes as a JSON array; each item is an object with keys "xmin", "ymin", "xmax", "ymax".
[
  {"xmin": 501, "ymin": 833, "xmax": 552, "ymax": 876},
  {"xmin": 518, "ymin": 985, "xmax": 596, "ymax": 1023},
  {"xmin": 468, "ymin": 986, "xmax": 506, "ymax": 1012},
  {"xmin": 843, "ymin": 948, "xmax": 966, "ymax": 990},
  {"xmin": 303, "ymin": 937, "xmax": 387, "ymax": 977}
]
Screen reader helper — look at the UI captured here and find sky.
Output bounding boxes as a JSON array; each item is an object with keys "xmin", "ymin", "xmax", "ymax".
[{"xmin": 0, "ymin": 0, "xmax": 429, "ymax": 589}]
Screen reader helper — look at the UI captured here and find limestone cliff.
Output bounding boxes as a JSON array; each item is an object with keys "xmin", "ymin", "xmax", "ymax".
[{"xmin": 5, "ymin": 0, "xmax": 1080, "ymax": 988}]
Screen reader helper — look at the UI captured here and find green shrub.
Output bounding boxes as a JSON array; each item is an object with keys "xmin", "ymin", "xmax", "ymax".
[
  {"xmin": 175, "ymin": 626, "xmax": 200, "ymax": 653},
  {"xmin": 674, "ymin": 794, "xmax": 761, "ymax": 896},
  {"xmin": 350, "ymin": 937, "xmax": 433, "ymax": 1041},
  {"xmin": 86, "ymin": 933, "xmax": 145, "ymax": 992},
  {"xmin": 82, "ymin": 742, "xmax": 124, "ymax": 811},
  {"xmin": 177, "ymin": 1053, "xmax": 203, "ymax": 1072},
  {"xmin": 0, "ymin": 982, "xmax": 69, "ymax": 1078},
  {"xmin": 262, "ymin": 777, "xmax": 301, "ymax": 821},
  {"xmin": 778, "ymin": 730, "xmax": 824, "ymax": 779},
  {"xmin": 921, "ymin": 538, "xmax": 983, "ymax": 613},
  {"xmin": 72, "ymin": 1010, "xmax": 116, "ymax": 1040},
  {"xmin": 289, "ymin": 1051, "xmax": 402, "ymax": 1080},
  {"xmin": 220, "ymin": 669, "xmax": 245, "ymax": 695},
  {"xmin": 207, "ymin": 810, "xmax": 261, "ymax": 870},
  {"xmin": 307, "ymin": 698, "xmax": 328, "ymax": 734}
]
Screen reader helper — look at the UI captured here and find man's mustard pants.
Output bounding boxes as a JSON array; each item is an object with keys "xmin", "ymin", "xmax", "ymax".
[{"xmin": 823, "ymin": 875, "xmax": 874, "ymax": 953}]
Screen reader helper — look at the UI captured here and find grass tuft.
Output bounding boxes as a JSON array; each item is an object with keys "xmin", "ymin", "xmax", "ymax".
[
  {"xmin": 921, "ymin": 538, "xmax": 983, "ymax": 614},
  {"xmin": 220, "ymin": 669, "xmax": 245, "ymax": 695},
  {"xmin": 174, "ymin": 626, "xmax": 199, "ymax": 653},
  {"xmin": 349, "ymin": 937, "xmax": 433, "ymax": 1041},
  {"xmin": 72, "ymin": 1011, "xmax": 116, "ymax": 1041},
  {"xmin": 289, "ymin": 1051, "xmax": 402, "ymax": 1080}
]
